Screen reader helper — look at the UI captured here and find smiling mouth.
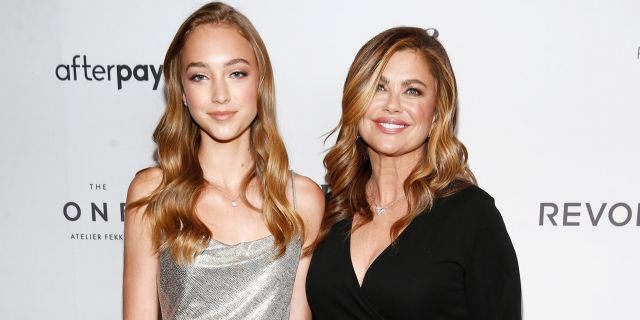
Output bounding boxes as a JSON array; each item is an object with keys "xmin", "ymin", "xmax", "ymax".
[
  {"xmin": 378, "ymin": 122, "xmax": 407, "ymax": 129},
  {"xmin": 373, "ymin": 118, "xmax": 409, "ymax": 133}
]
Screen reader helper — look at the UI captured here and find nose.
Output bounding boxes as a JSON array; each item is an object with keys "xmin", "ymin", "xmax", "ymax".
[
  {"xmin": 383, "ymin": 90, "xmax": 402, "ymax": 113},
  {"xmin": 211, "ymin": 78, "xmax": 230, "ymax": 104}
]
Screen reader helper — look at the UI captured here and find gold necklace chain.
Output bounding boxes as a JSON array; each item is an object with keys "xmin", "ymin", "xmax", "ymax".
[{"xmin": 208, "ymin": 182, "xmax": 241, "ymax": 207}]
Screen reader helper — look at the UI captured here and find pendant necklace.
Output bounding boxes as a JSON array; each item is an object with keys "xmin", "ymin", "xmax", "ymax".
[
  {"xmin": 209, "ymin": 182, "xmax": 241, "ymax": 207},
  {"xmin": 372, "ymin": 195, "xmax": 405, "ymax": 215}
]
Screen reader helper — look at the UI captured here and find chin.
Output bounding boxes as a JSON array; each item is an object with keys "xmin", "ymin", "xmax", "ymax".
[
  {"xmin": 200, "ymin": 128, "xmax": 236, "ymax": 142},
  {"xmin": 215, "ymin": 133, "xmax": 244, "ymax": 143},
  {"xmin": 369, "ymin": 142, "xmax": 426, "ymax": 159},
  {"xmin": 369, "ymin": 145, "xmax": 402, "ymax": 157},
  {"xmin": 211, "ymin": 126, "xmax": 253, "ymax": 143}
]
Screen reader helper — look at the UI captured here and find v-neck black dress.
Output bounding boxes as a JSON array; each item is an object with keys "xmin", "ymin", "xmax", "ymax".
[{"xmin": 306, "ymin": 186, "xmax": 521, "ymax": 320}]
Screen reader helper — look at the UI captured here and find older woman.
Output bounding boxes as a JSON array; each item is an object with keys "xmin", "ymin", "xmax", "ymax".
[{"xmin": 306, "ymin": 27, "xmax": 521, "ymax": 319}]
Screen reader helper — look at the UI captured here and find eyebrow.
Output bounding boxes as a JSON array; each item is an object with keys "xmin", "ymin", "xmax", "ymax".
[
  {"xmin": 224, "ymin": 58, "xmax": 251, "ymax": 67},
  {"xmin": 401, "ymin": 79, "xmax": 427, "ymax": 87},
  {"xmin": 184, "ymin": 58, "xmax": 251, "ymax": 71},
  {"xmin": 378, "ymin": 76, "xmax": 427, "ymax": 87},
  {"xmin": 185, "ymin": 61, "xmax": 208, "ymax": 70}
]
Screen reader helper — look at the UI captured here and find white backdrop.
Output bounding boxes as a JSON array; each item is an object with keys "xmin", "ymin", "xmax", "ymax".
[{"xmin": 0, "ymin": 0, "xmax": 638, "ymax": 319}]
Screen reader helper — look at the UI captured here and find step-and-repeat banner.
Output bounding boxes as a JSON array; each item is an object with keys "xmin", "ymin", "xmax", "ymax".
[{"xmin": 1, "ymin": 0, "xmax": 638, "ymax": 319}]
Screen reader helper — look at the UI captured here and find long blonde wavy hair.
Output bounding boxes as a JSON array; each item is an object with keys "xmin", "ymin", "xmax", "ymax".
[
  {"xmin": 128, "ymin": 2, "xmax": 302, "ymax": 264},
  {"xmin": 317, "ymin": 27, "xmax": 476, "ymax": 245}
]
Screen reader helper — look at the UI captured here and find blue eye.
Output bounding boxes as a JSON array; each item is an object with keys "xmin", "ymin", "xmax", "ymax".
[
  {"xmin": 230, "ymin": 71, "xmax": 247, "ymax": 79},
  {"xmin": 376, "ymin": 84, "xmax": 386, "ymax": 92},
  {"xmin": 190, "ymin": 74, "xmax": 207, "ymax": 81}
]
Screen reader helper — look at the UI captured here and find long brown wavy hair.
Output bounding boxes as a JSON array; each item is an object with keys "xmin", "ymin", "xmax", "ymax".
[
  {"xmin": 316, "ymin": 27, "xmax": 476, "ymax": 245},
  {"xmin": 128, "ymin": 2, "xmax": 303, "ymax": 264}
]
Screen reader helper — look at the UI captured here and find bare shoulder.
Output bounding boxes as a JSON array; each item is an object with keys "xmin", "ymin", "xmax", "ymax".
[
  {"xmin": 292, "ymin": 173, "xmax": 325, "ymax": 213},
  {"xmin": 127, "ymin": 167, "xmax": 163, "ymax": 204},
  {"xmin": 290, "ymin": 173, "xmax": 325, "ymax": 243}
]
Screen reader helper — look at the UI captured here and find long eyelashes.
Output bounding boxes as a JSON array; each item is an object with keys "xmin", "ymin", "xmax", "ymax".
[
  {"xmin": 405, "ymin": 88, "xmax": 422, "ymax": 96},
  {"xmin": 375, "ymin": 84, "xmax": 422, "ymax": 96},
  {"xmin": 188, "ymin": 71, "xmax": 248, "ymax": 82},
  {"xmin": 229, "ymin": 71, "xmax": 248, "ymax": 79},
  {"xmin": 190, "ymin": 74, "xmax": 207, "ymax": 81}
]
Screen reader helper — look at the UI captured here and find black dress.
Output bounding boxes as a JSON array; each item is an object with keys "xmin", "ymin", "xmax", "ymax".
[{"xmin": 306, "ymin": 186, "xmax": 521, "ymax": 320}]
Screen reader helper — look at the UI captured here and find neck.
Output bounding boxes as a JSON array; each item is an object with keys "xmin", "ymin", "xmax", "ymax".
[
  {"xmin": 367, "ymin": 147, "xmax": 423, "ymax": 204},
  {"xmin": 198, "ymin": 129, "xmax": 253, "ymax": 191}
]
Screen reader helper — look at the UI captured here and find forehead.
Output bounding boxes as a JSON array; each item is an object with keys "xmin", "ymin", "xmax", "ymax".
[
  {"xmin": 382, "ymin": 49, "xmax": 433, "ymax": 81},
  {"xmin": 180, "ymin": 24, "xmax": 256, "ymax": 67}
]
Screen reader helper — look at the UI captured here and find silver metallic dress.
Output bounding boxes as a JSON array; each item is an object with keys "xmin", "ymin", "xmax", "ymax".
[
  {"xmin": 158, "ymin": 173, "xmax": 302, "ymax": 320},
  {"xmin": 158, "ymin": 236, "xmax": 301, "ymax": 320}
]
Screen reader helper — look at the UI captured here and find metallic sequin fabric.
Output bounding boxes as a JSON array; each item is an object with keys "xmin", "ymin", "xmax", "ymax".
[{"xmin": 158, "ymin": 236, "xmax": 302, "ymax": 320}]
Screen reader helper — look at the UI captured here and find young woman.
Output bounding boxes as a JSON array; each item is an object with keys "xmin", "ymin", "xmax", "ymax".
[
  {"xmin": 123, "ymin": 3, "xmax": 323, "ymax": 320},
  {"xmin": 306, "ymin": 27, "xmax": 521, "ymax": 319}
]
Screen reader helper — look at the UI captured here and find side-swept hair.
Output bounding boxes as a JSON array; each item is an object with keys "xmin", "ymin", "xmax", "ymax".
[
  {"xmin": 317, "ymin": 27, "xmax": 476, "ymax": 246},
  {"xmin": 129, "ymin": 2, "xmax": 303, "ymax": 264}
]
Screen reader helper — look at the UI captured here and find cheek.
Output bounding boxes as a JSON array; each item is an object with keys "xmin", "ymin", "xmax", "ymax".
[
  {"xmin": 358, "ymin": 103, "xmax": 377, "ymax": 131},
  {"xmin": 182, "ymin": 84, "xmax": 208, "ymax": 106},
  {"xmin": 360, "ymin": 102, "xmax": 378, "ymax": 126},
  {"xmin": 357, "ymin": 117, "xmax": 367, "ymax": 134},
  {"xmin": 368, "ymin": 94, "xmax": 387, "ymax": 107},
  {"xmin": 409, "ymin": 100, "xmax": 436, "ymax": 127},
  {"xmin": 234, "ymin": 78, "xmax": 259, "ymax": 101},
  {"xmin": 185, "ymin": 103, "xmax": 201, "ymax": 121}
]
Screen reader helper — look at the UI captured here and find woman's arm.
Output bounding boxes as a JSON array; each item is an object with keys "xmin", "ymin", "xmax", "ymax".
[
  {"xmin": 288, "ymin": 175, "xmax": 325, "ymax": 320},
  {"xmin": 123, "ymin": 168, "xmax": 163, "ymax": 320},
  {"xmin": 465, "ymin": 198, "xmax": 522, "ymax": 320}
]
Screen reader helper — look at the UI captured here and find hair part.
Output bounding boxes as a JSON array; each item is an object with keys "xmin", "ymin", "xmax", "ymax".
[
  {"xmin": 128, "ymin": 2, "xmax": 304, "ymax": 264},
  {"xmin": 315, "ymin": 26, "xmax": 476, "ymax": 248}
]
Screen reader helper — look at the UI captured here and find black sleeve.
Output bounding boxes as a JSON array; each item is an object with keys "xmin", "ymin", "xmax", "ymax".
[{"xmin": 464, "ymin": 198, "xmax": 522, "ymax": 320}]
